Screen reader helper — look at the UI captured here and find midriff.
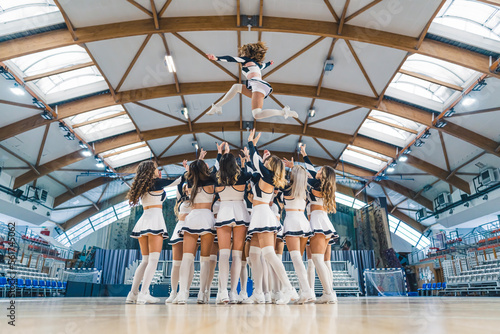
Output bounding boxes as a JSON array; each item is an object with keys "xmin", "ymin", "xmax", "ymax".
[
  {"xmin": 310, "ymin": 204, "xmax": 326, "ymax": 212},
  {"xmin": 191, "ymin": 203, "xmax": 212, "ymax": 210},
  {"xmin": 253, "ymin": 200, "xmax": 270, "ymax": 206},
  {"xmin": 143, "ymin": 205, "xmax": 162, "ymax": 210},
  {"xmin": 286, "ymin": 208, "xmax": 303, "ymax": 212}
]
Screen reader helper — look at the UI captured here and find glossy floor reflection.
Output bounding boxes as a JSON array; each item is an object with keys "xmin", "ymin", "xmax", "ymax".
[{"xmin": 1, "ymin": 297, "xmax": 500, "ymax": 334}]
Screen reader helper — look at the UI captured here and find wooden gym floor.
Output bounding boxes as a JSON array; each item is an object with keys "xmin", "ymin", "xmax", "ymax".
[{"xmin": 1, "ymin": 297, "xmax": 499, "ymax": 334}]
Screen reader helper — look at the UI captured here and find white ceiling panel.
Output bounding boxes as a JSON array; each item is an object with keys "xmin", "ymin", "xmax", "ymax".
[
  {"xmin": 34, "ymin": 175, "xmax": 67, "ymax": 198},
  {"xmin": 348, "ymin": 0, "xmax": 442, "ymax": 38},
  {"xmin": 119, "ymin": 34, "xmax": 176, "ymax": 91},
  {"xmin": 147, "ymin": 136, "xmax": 179, "ymax": 157},
  {"xmin": 321, "ymin": 40, "xmax": 375, "ymax": 97},
  {"xmin": 61, "ymin": 0, "xmax": 151, "ymax": 28},
  {"xmin": 165, "ymin": 33, "xmax": 237, "ymax": 83},
  {"xmin": 193, "ymin": 93, "xmax": 241, "ymax": 124},
  {"xmin": 39, "ymin": 122, "xmax": 82, "ymax": 165},
  {"xmin": 264, "ymin": 0, "xmax": 336, "ymax": 22},
  {"xmin": 350, "ymin": 41, "xmax": 407, "ymax": 95},
  {"xmin": 125, "ymin": 101, "xmax": 185, "ymax": 131},
  {"xmin": 1, "ymin": 126, "xmax": 46, "ymax": 165},
  {"xmin": 309, "ymin": 107, "xmax": 370, "ymax": 135},
  {"xmin": 164, "ymin": 0, "xmax": 237, "ymax": 17},
  {"xmin": 265, "ymin": 37, "xmax": 332, "ymax": 87},
  {"xmin": 86, "ymin": 35, "xmax": 149, "ymax": 90}
]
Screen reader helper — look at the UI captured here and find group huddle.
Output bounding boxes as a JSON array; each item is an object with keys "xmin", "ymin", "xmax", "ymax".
[{"xmin": 124, "ymin": 129, "xmax": 339, "ymax": 305}]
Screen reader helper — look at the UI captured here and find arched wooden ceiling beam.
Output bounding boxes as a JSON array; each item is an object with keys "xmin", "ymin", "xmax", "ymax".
[
  {"xmin": 13, "ymin": 150, "xmax": 87, "ymax": 189},
  {"xmin": 53, "ymin": 176, "xmax": 111, "ymax": 207},
  {"xmin": 0, "ymin": 16, "xmax": 497, "ymax": 79}
]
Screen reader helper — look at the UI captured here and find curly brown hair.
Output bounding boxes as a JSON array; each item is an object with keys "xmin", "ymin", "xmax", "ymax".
[
  {"xmin": 126, "ymin": 160, "xmax": 157, "ymax": 206},
  {"xmin": 186, "ymin": 159, "xmax": 211, "ymax": 205},
  {"xmin": 320, "ymin": 166, "xmax": 337, "ymax": 214},
  {"xmin": 216, "ymin": 153, "xmax": 241, "ymax": 186},
  {"xmin": 238, "ymin": 41, "xmax": 268, "ymax": 63}
]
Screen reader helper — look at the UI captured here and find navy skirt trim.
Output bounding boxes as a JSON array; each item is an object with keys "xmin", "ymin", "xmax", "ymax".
[
  {"xmin": 248, "ymin": 226, "xmax": 278, "ymax": 235},
  {"xmin": 283, "ymin": 231, "xmax": 313, "ymax": 238},
  {"xmin": 180, "ymin": 227, "xmax": 215, "ymax": 235},
  {"xmin": 312, "ymin": 229, "xmax": 333, "ymax": 236},
  {"xmin": 168, "ymin": 237, "xmax": 183, "ymax": 245},
  {"xmin": 214, "ymin": 219, "xmax": 249, "ymax": 228},
  {"xmin": 130, "ymin": 229, "xmax": 169, "ymax": 239}
]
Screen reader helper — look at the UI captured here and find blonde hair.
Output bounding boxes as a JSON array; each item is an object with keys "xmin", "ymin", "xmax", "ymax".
[
  {"xmin": 266, "ymin": 155, "xmax": 287, "ymax": 189},
  {"xmin": 320, "ymin": 166, "xmax": 337, "ymax": 214},
  {"xmin": 289, "ymin": 165, "xmax": 308, "ymax": 200},
  {"xmin": 238, "ymin": 41, "xmax": 268, "ymax": 63}
]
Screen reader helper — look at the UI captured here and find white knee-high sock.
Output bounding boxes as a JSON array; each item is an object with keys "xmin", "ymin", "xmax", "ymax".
[
  {"xmin": 290, "ymin": 251, "xmax": 310, "ymax": 293},
  {"xmin": 140, "ymin": 252, "xmax": 160, "ymax": 294},
  {"xmin": 218, "ymin": 249, "xmax": 230, "ymax": 293},
  {"xmin": 252, "ymin": 108, "xmax": 286, "ymax": 120},
  {"xmin": 325, "ymin": 261, "xmax": 333, "ymax": 290},
  {"xmin": 230, "ymin": 250, "xmax": 242, "ymax": 295},
  {"xmin": 199, "ymin": 256, "xmax": 211, "ymax": 294},
  {"xmin": 268, "ymin": 261, "xmax": 276, "ymax": 293},
  {"xmin": 240, "ymin": 260, "xmax": 248, "ymax": 294},
  {"xmin": 249, "ymin": 246, "xmax": 263, "ymax": 294},
  {"xmin": 307, "ymin": 259, "xmax": 316, "ymax": 291},
  {"xmin": 207, "ymin": 254, "xmax": 218, "ymax": 294},
  {"xmin": 275, "ymin": 253, "xmax": 283, "ymax": 292},
  {"xmin": 170, "ymin": 260, "xmax": 181, "ymax": 294},
  {"xmin": 179, "ymin": 253, "xmax": 194, "ymax": 294},
  {"xmin": 311, "ymin": 254, "xmax": 332, "ymax": 294},
  {"xmin": 261, "ymin": 246, "xmax": 292, "ymax": 290},
  {"xmin": 215, "ymin": 84, "xmax": 242, "ymax": 108},
  {"xmin": 131, "ymin": 255, "xmax": 149, "ymax": 294},
  {"xmin": 261, "ymin": 254, "xmax": 269, "ymax": 294}
]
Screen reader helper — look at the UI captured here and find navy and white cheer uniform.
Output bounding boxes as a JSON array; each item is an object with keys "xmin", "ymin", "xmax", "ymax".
[
  {"xmin": 282, "ymin": 188, "xmax": 312, "ymax": 239},
  {"xmin": 303, "ymin": 156, "xmax": 336, "ymax": 240},
  {"xmin": 246, "ymin": 142, "xmax": 280, "ymax": 237},
  {"xmin": 271, "ymin": 193, "xmax": 284, "ymax": 241},
  {"xmin": 214, "ymin": 161, "xmax": 253, "ymax": 229},
  {"xmin": 131, "ymin": 177, "xmax": 181, "ymax": 239},
  {"xmin": 216, "ymin": 55, "xmax": 273, "ymax": 98}
]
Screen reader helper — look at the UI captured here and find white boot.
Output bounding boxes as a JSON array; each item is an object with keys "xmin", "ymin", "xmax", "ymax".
[
  {"xmin": 165, "ymin": 291, "xmax": 177, "ymax": 304},
  {"xmin": 276, "ymin": 287, "xmax": 299, "ymax": 305},
  {"xmin": 241, "ymin": 291, "xmax": 265, "ymax": 304},
  {"xmin": 207, "ymin": 103, "xmax": 223, "ymax": 115},
  {"xmin": 174, "ymin": 290, "xmax": 188, "ymax": 305},
  {"xmin": 216, "ymin": 290, "xmax": 229, "ymax": 304},
  {"xmin": 282, "ymin": 106, "xmax": 298, "ymax": 119},
  {"xmin": 315, "ymin": 290, "xmax": 337, "ymax": 304},
  {"xmin": 136, "ymin": 291, "xmax": 160, "ymax": 304},
  {"xmin": 297, "ymin": 289, "xmax": 316, "ymax": 304},
  {"xmin": 238, "ymin": 290, "xmax": 248, "ymax": 303},
  {"xmin": 126, "ymin": 291, "xmax": 138, "ymax": 304}
]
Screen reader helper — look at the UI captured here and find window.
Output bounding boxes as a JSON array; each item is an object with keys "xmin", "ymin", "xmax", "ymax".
[
  {"xmin": 341, "ymin": 146, "xmax": 390, "ymax": 172},
  {"xmin": 434, "ymin": 0, "xmax": 500, "ymax": 41},
  {"xmin": 0, "ymin": 0, "xmax": 63, "ymax": 37},
  {"xmin": 390, "ymin": 73, "xmax": 455, "ymax": 103}
]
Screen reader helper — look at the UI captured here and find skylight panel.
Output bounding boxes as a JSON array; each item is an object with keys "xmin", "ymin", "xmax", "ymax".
[
  {"xmin": 66, "ymin": 105, "xmax": 125, "ymax": 125},
  {"xmin": 10, "ymin": 45, "xmax": 91, "ymax": 77},
  {"xmin": 33, "ymin": 66, "xmax": 104, "ymax": 94},
  {"xmin": 0, "ymin": 0, "xmax": 63, "ymax": 36}
]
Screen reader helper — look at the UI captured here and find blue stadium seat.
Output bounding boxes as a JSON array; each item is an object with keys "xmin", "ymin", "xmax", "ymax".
[
  {"xmin": 32, "ymin": 280, "xmax": 39, "ymax": 296},
  {"xmin": 24, "ymin": 279, "xmax": 32, "ymax": 297},
  {"xmin": 0, "ymin": 277, "xmax": 7, "ymax": 298},
  {"xmin": 430, "ymin": 283, "xmax": 437, "ymax": 296},
  {"xmin": 17, "ymin": 278, "xmax": 25, "ymax": 297},
  {"xmin": 418, "ymin": 283, "xmax": 426, "ymax": 296},
  {"xmin": 45, "ymin": 280, "xmax": 53, "ymax": 296},
  {"xmin": 57, "ymin": 281, "xmax": 63, "ymax": 291},
  {"xmin": 38, "ymin": 280, "xmax": 46, "ymax": 297}
]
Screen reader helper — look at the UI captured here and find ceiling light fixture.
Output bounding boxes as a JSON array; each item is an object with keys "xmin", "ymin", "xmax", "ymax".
[
  {"xmin": 40, "ymin": 109, "xmax": 53, "ymax": 120},
  {"xmin": 435, "ymin": 120, "xmax": 447, "ymax": 128},
  {"xmin": 421, "ymin": 130, "xmax": 431, "ymax": 139},
  {"xmin": 181, "ymin": 107, "xmax": 189, "ymax": 119},
  {"xmin": 32, "ymin": 98, "xmax": 45, "ymax": 109},
  {"xmin": 164, "ymin": 55, "xmax": 176, "ymax": 73},
  {"xmin": 10, "ymin": 83, "xmax": 24, "ymax": 96},
  {"xmin": 461, "ymin": 96, "xmax": 475, "ymax": 107},
  {"xmin": 398, "ymin": 155, "xmax": 408, "ymax": 162},
  {"xmin": 444, "ymin": 108, "xmax": 455, "ymax": 117},
  {"xmin": 64, "ymin": 132, "xmax": 75, "ymax": 140},
  {"xmin": 0, "ymin": 66, "xmax": 15, "ymax": 80},
  {"xmin": 81, "ymin": 148, "xmax": 92, "ymax": 157},
  {"xmin": 308, "ymin": 109, "xmax": 316, "ymax": 117},
  {"xmin": 414, "ymin": 139, "xmax": 424, "ymax": 147}
]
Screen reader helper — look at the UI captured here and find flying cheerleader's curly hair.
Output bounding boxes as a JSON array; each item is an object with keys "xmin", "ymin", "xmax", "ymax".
[
  {"xmin": 238, "ymin": 41, "xmax": 268, "ymax": 63},
  {"xmin": 126, "ymin": 160, "xmax": 157, "ymax": 206},
  {"xmin": 320, "ymin": 166, "xmax": 337, "ymax": 214}
]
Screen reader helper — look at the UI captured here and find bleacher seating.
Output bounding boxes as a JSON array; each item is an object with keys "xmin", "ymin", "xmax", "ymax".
[{"xmin": 446, "ymin": 259, "xmax": 500, "ymax": 294}]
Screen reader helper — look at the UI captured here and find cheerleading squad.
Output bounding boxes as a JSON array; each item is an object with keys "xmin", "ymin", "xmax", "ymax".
[{"xmin": 124, "ymin": 129, "xmax": 339, "ymax": 305}]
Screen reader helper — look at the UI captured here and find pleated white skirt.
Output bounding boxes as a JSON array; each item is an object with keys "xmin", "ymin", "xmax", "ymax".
[
  {"xmin": 309, "ymin": 210, "xmax": 335, "ymax": 238},
  {"xmin": 130, "ymin": 208, "xmax": 169, "ymax": 239},
  {"xmin": 215, "ymin": 200, "xmax": 250, "ymax": 228},
  {"xmin": 283, "ymin": 211, "xmax": 313, "ymax": 238},
  {"xmin": 181, "ymin": 209, "xmax": 215, "ymax": 235},
  {"xmin": 248, "ymin": 204, "xmax": 279, "ymax": 236}
]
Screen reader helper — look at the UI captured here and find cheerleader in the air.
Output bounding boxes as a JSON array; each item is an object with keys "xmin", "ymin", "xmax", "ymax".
[{"xmin": 206, "ymin": 42, "xmax": 298, "ymax": 120}]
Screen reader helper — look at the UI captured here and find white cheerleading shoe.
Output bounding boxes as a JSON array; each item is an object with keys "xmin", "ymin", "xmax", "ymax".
[
  {"xmin": 238, "ymin": 291, "xmax": 248, "ymax": 303},
  {"xmin": 297, "ymin": 289, "xmax": 316, "ymax": 304},
  {"xmin": 136, "ymin": 291, "xmax": 160, "ymax": 304},
  {"xmin": 207, "ymin": 104, "xmax": 222, "ymax": 115},
  {"xmin": 216, "ymin": 290, "xmax": 230, "ymax": 304},
  {"xmin": 197, "ymin": 290, "xmax": 206, "ymax": 304},
  {"xmin": 175, "ymin": 291, "xmax": 188, "ymax": 305},
  {"xmin": 276, "ymin": 287, "xmax": 299, "ymax": 305},
  {"xmin": 241, "ymin": 291, "xmax": 265, "ymax": 304},
  {"xmin": 315, "ymin": 290, "xmax": 337, "ymax": 304},
  {"xmin": 282, "ymin": 106, "xmax": 298, "ymax": 119},
  {"xmin": 165, "ymin": 291, "xmax": 177, "ymax": 304},
  {"xmin": 264, "ymin": 292, "xmax": 272, "ymax": 304},
  {"xmin": 228, "ymin": 291, "xmax": 239, "ymax": 304},
  {"xmin": 126, "ymin": 291, "xmax": 138, "ymax": 304}
]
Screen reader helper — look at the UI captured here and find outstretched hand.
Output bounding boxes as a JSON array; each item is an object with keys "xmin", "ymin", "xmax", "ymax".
[
  {"xmin": 299, "ymin": 143, "xmax": 307, "ymax": 156},
  {"xmin": 216, "ymin": 142, "xmax": 223, "ymax": 154},
  {"xmin": 247, "ymin": 129, "xmax": 261, "ymax": 145},
  {"xmin": 241, "ymin": 147, "xmax": 250, "ymax": 159},
  {"xmin": 206, "ymin": 54, "xmax": 217, "ymax": 61},
  {"xmin": 263, "ymin": 149, "xmax": 271, "ymax": 161},
  {"xmin": 199, "ymin": 148, "xmax": 207, "ymax": 160},
  {"xmin": 283, "ymin": 157, "xmax": 294, "ymax": 168},
  {"xmin": 182, "ymin": 159, "xmax": 188, "ymax": 171},
  {"xmin": 224, "ymin": 142, "xmax": 230, "ymax": 154}
]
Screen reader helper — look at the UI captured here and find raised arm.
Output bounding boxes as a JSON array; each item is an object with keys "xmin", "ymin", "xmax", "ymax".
[
  {"xmin": 207, "ymin": 54, "xmax": 249, "ymax": 63},
  {"xmin": 260, "ymin": 61, "xmax": 273, "ymax": 70},
  {"xmin": 300, "ymin": 144, "xmax": 317, "ymax": 178}
]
